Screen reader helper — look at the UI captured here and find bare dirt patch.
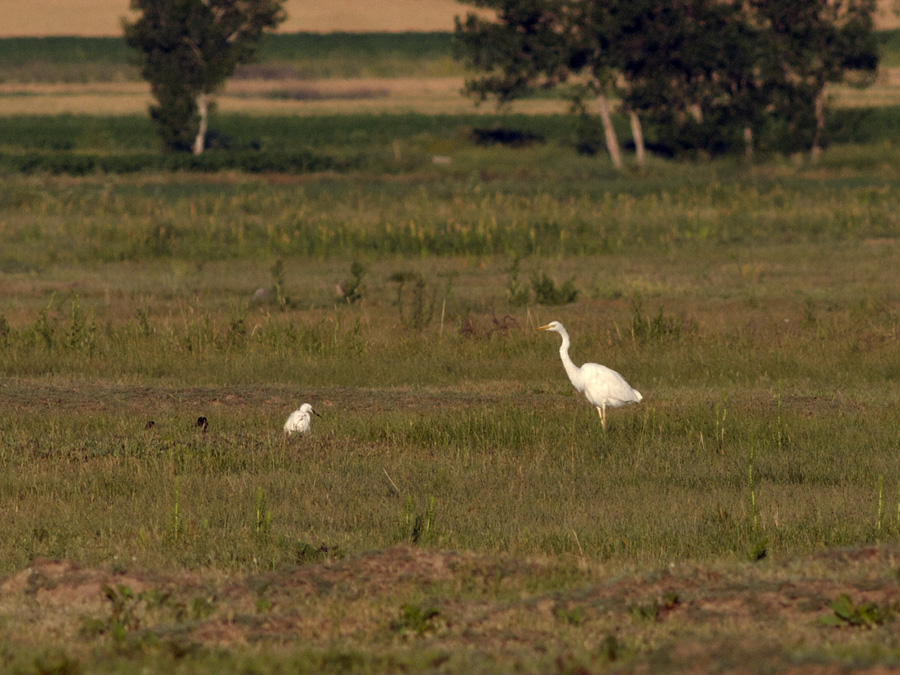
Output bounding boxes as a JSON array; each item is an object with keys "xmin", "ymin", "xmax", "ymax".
[{"xmin": 2, "ymin": 545, "xmax": 900, "ymax": 672}]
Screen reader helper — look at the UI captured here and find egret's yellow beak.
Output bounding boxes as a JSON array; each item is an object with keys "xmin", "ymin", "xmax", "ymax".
[{"xmin": 536, "ymin": 324, "xmax": 552, "ymax": 332}]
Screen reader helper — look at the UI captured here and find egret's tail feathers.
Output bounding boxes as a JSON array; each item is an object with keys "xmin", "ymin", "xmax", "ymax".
[{"xmin": 634, "ymin": 390, "xmax": 643, "ymax": 402}]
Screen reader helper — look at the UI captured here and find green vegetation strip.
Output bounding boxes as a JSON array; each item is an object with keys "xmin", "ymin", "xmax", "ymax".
[{"xmin": 0, "ymin": 32, "xmax": 463, "ymax": 82}]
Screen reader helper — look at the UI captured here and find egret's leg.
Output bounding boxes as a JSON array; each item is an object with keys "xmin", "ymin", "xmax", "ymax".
[{"xmin": 597, "ymin": 406, "xmax": 607, "ymax": 430}]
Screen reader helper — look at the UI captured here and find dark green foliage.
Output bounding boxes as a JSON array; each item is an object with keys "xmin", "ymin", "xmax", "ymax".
[
  {"xmin": 0, "ymin": 149, "xmax": 349, "ymax": 175},
  {"xmin": 819, "ymin": 593, "xmax": 892, "ymax": 628},
  {"xmin": 453, "ymin": 0, "xmax": 574, "ymax": 103},
  {"xmin": 391, "ymin": 272, "xmax": 436, "ymax": 331},
  {"xmin": 618, "ymin": 0, "xmax": 880, "ymax": 156},
  {"xmin": 531, "ymin": 271, "xmax": 578, "ymax": 306},
  {"xmin": 748, "ymin": 537, "xmax": 769, "ymax": 562},
  {"xmin": 574, "ymin": 113, "xmax": 608, "ymax": 156},
  {"xmin": 2, "ymin": 109, "xmax": 898, "ymax": 177},
  {"xmin": 391, "ymin": 604, "xmax": 442, "ymax": 636},
  {"xmin": 124, "ymin": 0, "xmax": 286, "ymax": 152},
  {"xmin": 505, "ymin": 258, "xmax": 531, "ymax": 308},
  {"xmin": 455, "ymin": 0, "xmax": 880, "ymax": 157},
  {"xmin": 628, "ymin": 592, "xmax": 680, "ymax": 621},
  {"xmin": 269, "ymin": 259, "xmax": 289, "ymax": 308},
  {"xmin": 339, "ymin": 262, "xmax": 367, "ymax": 305},
  {"xmin": 556, "ymin": 605, "xmax": 586, "ymax": 625},
  {"xmin": 0, "ymin": 315, "xmax": 10, "ymax": 346},
  {"xmin": 81, "ymin": 584, "xmax": 146, "ymax": 643},
  {"xmin": 600, "ymin": 636, "xmax": 623, "ymax": 661},
  {"xmin": 471, "ymin": 127, "xmax": 544, "ymax": 147},
  {"xmin": 629, "ymin": 296, "xmax": 683, "ymax": 343}
]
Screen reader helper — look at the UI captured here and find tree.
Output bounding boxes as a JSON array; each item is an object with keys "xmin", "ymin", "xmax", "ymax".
[
  {"xmin": 611, "ymin": 0, "xmax": 760, "ymax": 158},
  {"xmin": 124, "ymin": 0, "xmax": 285, "ymax": 154},
  {"xmin": 454, "ymin": 0, "xmax": 879, "ymax": 162},
  {"xmin": 453, "ymin": 0, "xmax": 627, "ymax": 169},
  {"xmin": 615, "ymin": 0, "xmax": 878, "ymax": 159},
  {"xmin": 750, "ymin": 0, "xmax": 878, "ymax": 159}
]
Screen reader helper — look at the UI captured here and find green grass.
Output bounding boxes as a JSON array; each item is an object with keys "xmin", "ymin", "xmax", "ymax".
[
  {"xmin": 3, "ymin": 144, "xmax": 900, "ymax": 268},
  {"xmin": 3, "ymin": 237, "xmax": 900, "ymax": 673},
  {"xmin": 877, "ymin": 27, "xmax": 900, "ymax": 68},
  {"xmin": 3, "ymin": 108, "xmax": 900, "ymax": 672},
  {"xmin": 247, "ymin": 31, "xmax": 462, "ymax": 78},
  {"xmin": 2, "ymin": 172, "xmax": 900, "ymax": 572},
  {"xmin": 0, "ymin": 32, "xmax": 462, "ymax": 82},
  {"xmin": 4, "ymin": 28, "xmax": 900, "ymax": 82},
  {"xmin": 3, "ymin": 107, "xmax": 900, "ymax": 175}
]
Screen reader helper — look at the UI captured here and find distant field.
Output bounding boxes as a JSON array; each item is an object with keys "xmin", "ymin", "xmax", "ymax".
[
  {"xmin": 0, "ymin": 32, "xmax": 463, "ymax": 83},
  {"xmin": 6, "ymin": 30, "xmax": 900, "ymax": 81},
  {"xmin": 1, "ymin": 0, "xmax": 466, "ymax": 36},
  {"xmin": 3, "ymin": 0, "xmax": 895, "ymax": 36},
  {"xmin": 0, "ymin": 105, "xmax": 899, "ymax": 176},
  {"xmin": 2, "ymin": 31, "xmax": 900, "ymax": 120}
]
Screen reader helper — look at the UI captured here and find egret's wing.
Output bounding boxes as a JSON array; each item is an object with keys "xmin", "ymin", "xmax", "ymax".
[
  {"xmin": 284, "ymin": 410, "xmax": 310, "ymax": 433},
  {"xmin": 580, "ymin": 362, "xmax": 642, "ymax": 407},
  {"xmin": 283, "ymin": 412, "xmax": 298, "ymax": 432}
]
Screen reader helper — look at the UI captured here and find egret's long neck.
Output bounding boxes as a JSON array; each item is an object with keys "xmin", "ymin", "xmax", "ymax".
[{"xmin": 557, "ymin": 328, "xmax": 583, "ymax": 390}]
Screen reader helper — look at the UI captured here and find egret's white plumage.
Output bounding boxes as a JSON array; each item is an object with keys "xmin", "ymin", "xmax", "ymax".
[
  {"xmin": 537, "ymin": 321, "xmax": 642, "ymax": 429},
  {"xmin": 283, "ymin": 403, "xmax": 320, "ymax": 435}
]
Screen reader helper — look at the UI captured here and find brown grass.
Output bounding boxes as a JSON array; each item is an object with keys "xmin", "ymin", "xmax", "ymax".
[
  {"xmin": 3, "ymin": 0, "xmax": 897, "ymax": 37},
  {"xmin": 1, "ymin": 0, "xmax": 466, "ymax": 37},
  {"xmin": 0, "ymin": 77, "xmax": 574, "ymax": 116},
  {"xmin": 3, "ymin": 75, "xmax": 900, "ymax": 116}
]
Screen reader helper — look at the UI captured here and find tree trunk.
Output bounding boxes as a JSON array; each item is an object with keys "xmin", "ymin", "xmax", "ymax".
[
  {"xmin": 596, "ymin": 94, "xmax": 623, "ymax": 170},
  {"xmin": 744, "ymin": 124, "xmax": 754, "ymax": 161},
  {"xmin": 193, "ymin": 93, "xmax": 209, "ymax": 156},
  {"xmin": 628, "ymin": 110, "xmax": 645, "ymax": 169},
  {"xmin": 688, "ymin": 104, "xmax": 703, "ymax": 124},
  {"xmin": 810, "ymin": 91, "xmax": 824, "ymax": 163}
]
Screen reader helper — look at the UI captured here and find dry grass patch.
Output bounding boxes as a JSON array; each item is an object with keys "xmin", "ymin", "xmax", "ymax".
[
  {"xmin": 2, "ymin": 77, "xmax": 899, "ymax": 117},
  {"xmin": 1, "ymin": 0, "xmax": 465, "ymax": 37},
  {"xmin": 0, "ymin": 77, "xmax": 575, "ymax": 116},
  {"xmin": 4, "ymin": 0, "xmax": 896, "ymax": 37}
]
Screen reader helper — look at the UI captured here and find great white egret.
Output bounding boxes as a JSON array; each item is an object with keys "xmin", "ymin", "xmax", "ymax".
[
  {"xmin": 537, "ymin": 321, "xmax": 642, "ymax": 429},
  {"xmin": 283, "ymin": 403, "xmax": 320, "ymax": 435}
]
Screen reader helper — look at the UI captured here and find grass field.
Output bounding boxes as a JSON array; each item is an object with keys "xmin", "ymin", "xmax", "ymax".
[
  {"xmin": 3, "ymin": 143, "xmax": 900, "ymax": 671},
  {"xmin": 3, "ymin": 24, "xmax": 900, "ymax": 675},
  {"xmin": 0, "ymin": 33, "xmax": 464, "ymax": 82}
]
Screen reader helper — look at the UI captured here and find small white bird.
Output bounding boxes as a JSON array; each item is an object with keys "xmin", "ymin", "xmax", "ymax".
[
  {"xmin": 283, "ymin": 403, "xmax": 320, "ymax": 435},
  {"xmin": 537, "ymin": 321, "xmax": 642, "ymax": 429}
]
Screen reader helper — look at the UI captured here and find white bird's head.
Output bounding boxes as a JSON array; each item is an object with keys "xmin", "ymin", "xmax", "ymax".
[
  {"xmin": 298, "ymin": 403, "xmax": 320, "ymax": 417},
  {"xmin": 536, "ymin": 321, "xmax": 564, "ymax": 334}
]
